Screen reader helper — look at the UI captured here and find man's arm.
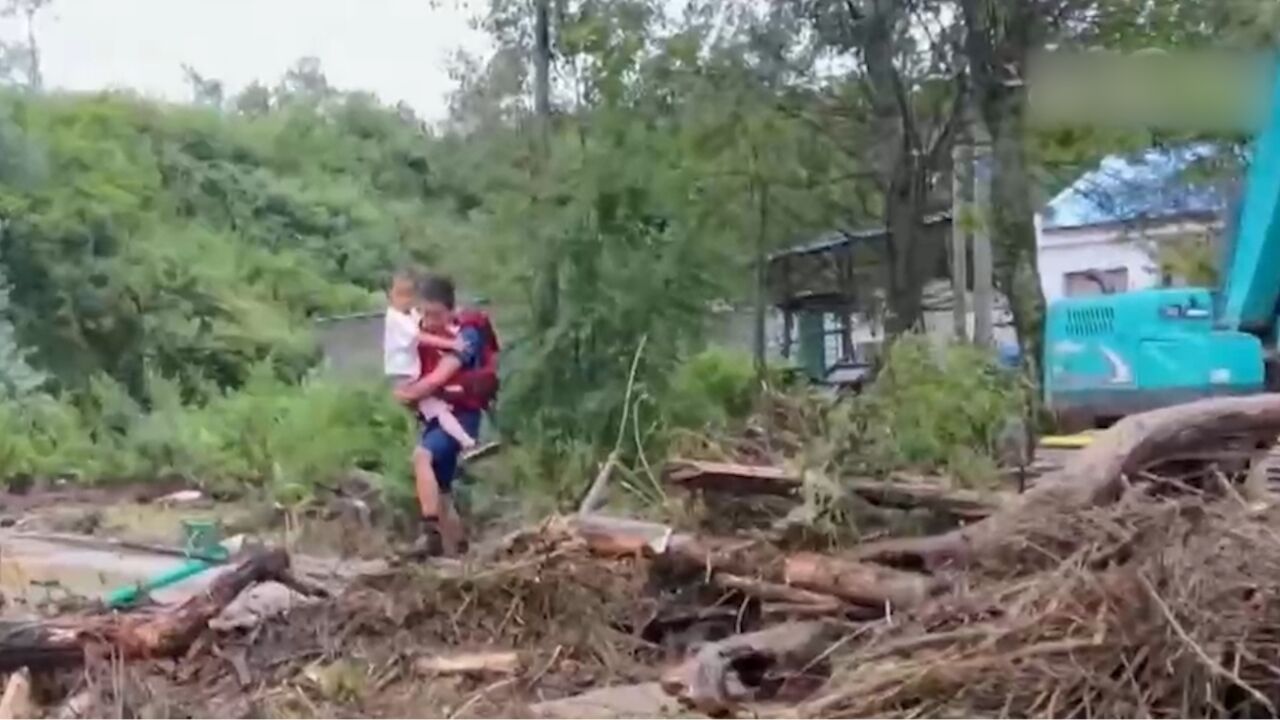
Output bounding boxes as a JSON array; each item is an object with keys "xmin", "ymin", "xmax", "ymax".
[
  {"xmin": 418, "ymin": 331, "xmax": 465, "ymax": 353},
  {"xmin": 396, "ymin": 353, "xmax": 461, "ymax": 403},
  {"xmin": 395, "ymin": 326, "xmax": 482, "ymax": 403}
]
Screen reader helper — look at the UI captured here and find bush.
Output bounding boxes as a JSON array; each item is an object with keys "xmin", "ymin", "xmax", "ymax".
[
  {"xmin": 663, "ymin": 348, "xmax": 761, "ymax": 430},
  {"xmin": 844, "ymin": 336, "xmax": 1025, "ymax": 486},
  {"xmin": 0, "ymin": 367, "xmax": 417, "ymax": 503}
]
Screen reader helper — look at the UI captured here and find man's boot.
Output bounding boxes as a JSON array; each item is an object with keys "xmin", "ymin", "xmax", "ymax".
[{"xmin": 409, "ymin": 516, "xmax": 444, "ymax": 558}]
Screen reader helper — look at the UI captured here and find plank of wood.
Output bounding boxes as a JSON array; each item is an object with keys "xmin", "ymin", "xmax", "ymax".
[{"xmin": 664, "ymin": 459, "xmax": 800, "ymax": 496}]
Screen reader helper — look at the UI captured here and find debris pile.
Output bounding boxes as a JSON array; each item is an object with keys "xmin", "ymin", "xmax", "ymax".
[{"xmin": 5, "ymin": 394, "xmax": 1280, "ymax": 718}]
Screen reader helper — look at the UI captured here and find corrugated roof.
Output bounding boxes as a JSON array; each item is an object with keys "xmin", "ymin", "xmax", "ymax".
[
  {"xmin": 769, "ymin": 212, "xmax": 952, "ymax": 261},
  {"xmin": 1039, "ymin": 143, "xmax": 1233, "ymax": 230}
]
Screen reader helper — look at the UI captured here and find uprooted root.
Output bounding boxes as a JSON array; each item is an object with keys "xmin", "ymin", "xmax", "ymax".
[{"xmin": 804, "ymin": 496, "xmax": 1280, "ymax": 718}]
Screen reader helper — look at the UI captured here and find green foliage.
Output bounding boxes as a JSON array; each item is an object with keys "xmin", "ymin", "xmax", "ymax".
[
  {"xmin": 843, "ymin": 336, "xmax": 1025, "ymax": 486},
  {"xmin": 663, "ymin": 348, "xmax": 760, "ymax": 430},
  {"xmin": 0, "ymin": 370, "xmax": 415, "ymax": 500},
  {"xmin": 0, "ymin": 82, "xmax": 432, "ymax": 401},
  {"xmin": 0, "ymin": 271, "xmax": 43, "ymax": 397}
]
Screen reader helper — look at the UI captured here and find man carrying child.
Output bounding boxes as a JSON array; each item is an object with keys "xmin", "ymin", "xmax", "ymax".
[{"xmin": 384, "ymin": 271, "xmax": 491, "ymax": 557}]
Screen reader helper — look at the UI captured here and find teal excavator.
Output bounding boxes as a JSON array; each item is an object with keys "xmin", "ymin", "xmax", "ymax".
[{"xmin": 1041, "ymin": 53, "xmax": 1280, "ymax": 427}]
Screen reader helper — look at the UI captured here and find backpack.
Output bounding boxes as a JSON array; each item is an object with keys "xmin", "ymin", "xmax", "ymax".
[{"xmin": 435, "ymin": 309, "xmax": 500, "ymax": 412}]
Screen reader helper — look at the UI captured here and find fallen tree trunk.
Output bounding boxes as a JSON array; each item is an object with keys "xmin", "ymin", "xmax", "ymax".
[
  {"xmin": 663, "ymin": 459, "xmax": 1003, "ymax": 521},
  {"xmin": 570, "ymin": 515, "xmax": 941, "ymax": 615},
  {"xmin": 783, "ymin": 552, "xmax": 947, "ymax": 608},
  {"xmin": 660, "ymin": 621, "xmax": 841, "ymax": 716},
  {"xmin": 0, "ymin": 548, "xmax": 323, "ymax": 673},
  {"xmin": 855, "ymin": 395, "xmax": 1280, "ymax": 571}
]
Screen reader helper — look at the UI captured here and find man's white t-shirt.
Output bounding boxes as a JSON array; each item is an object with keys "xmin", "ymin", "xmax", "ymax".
[{"xmin": 384, "ymin": 307, "xmax": 422, "ymax": 378}]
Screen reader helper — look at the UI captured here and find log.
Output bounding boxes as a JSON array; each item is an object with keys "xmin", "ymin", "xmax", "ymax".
[
  {"xmin": 713, "ymin": 574, "xmax": 843, "ymax": 610},
  {"xmin": 664, "ymin": 459, "xmax": 1004, "ymax": 520},
  {"xmin": 0, "ymin": 548, "xmax": 322, "ymax": 673},
  {"xmin": 712, "ymin": 575, "xmax": 885, "ymax": 622},
  {"xmin": 855, "ymin": 395, "xmax": 1280, "ymax": 571},
  {"xmin": 660, "ymin": 621, "xmax": 840, "ymax": 716},
  {"xmin": 783, "ymin": 553, "xmax": 948, "ymax": 608},
  {"xmin": 571, "ymin": 515, "xmax": 940, "ymax": 615}
]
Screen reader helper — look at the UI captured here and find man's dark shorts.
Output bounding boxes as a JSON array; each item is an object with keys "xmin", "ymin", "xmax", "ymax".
[{"xmin": 419, "ymin": 409, "xmax": 482, "ymax": 493}]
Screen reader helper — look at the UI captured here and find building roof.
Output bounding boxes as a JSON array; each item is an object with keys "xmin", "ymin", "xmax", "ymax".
[
  {"xmin": 768, "ymin": 212, "xmax": 952, "ymax": 262},
  {"xmin": 1039, "ymin": 143, "xmax": 1234, "ymax": 230}
]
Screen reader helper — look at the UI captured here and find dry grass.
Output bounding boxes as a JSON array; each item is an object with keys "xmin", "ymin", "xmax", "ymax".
[{"xmin": 803, "ymin": 495, "xmax": 1280, "ymax": 718}]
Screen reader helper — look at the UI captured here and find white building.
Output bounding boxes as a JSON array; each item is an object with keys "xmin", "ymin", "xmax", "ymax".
[{"xmin": 1035, "ymin": 146, "xmax": 1229, "ymax": 301}]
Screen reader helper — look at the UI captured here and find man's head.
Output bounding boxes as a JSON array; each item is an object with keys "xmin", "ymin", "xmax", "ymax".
[
  {"xmin": 388, "ymin": 269, "xmax": 417, "ymax": 313},
  {"xmin": 416, "ymin": 273, "xmax": 456, "ymax": 331}
]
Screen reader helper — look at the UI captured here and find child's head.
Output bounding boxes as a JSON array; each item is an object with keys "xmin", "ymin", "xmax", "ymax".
[
  {"xmin": 388, "ymin": 269, "xmax": 417, "ymax": 313},
  {"xmin": 416, "ymin": 273, "xmax": 456, "ymax": 332}
]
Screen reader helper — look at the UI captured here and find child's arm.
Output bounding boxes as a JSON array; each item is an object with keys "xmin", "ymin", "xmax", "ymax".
[{"xmin": 417, "ymin": 331, "xmax": 465, "ymax": 353}]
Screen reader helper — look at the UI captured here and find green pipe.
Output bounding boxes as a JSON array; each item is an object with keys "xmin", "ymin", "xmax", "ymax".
[{"xmin": 104, "ymin": 557, "xmax": 218, "ymax": 609}]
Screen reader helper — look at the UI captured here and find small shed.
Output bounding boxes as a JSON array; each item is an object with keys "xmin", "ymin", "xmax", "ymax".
[{"xmin": 766, "ymin": 213, "xmax": 953, "ymax": 381}]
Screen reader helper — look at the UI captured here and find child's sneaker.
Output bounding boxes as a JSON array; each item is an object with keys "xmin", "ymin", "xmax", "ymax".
[{"xmin": 462, "ymin": 441, "xmax": 500, "ymax": 463}]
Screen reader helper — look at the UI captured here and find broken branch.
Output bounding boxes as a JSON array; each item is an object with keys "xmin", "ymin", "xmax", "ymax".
[{"xmin": 0, "ymin": 548, "xmax": 320, "ymax": 673}]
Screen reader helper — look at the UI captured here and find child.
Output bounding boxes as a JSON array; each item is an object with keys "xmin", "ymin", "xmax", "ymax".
[{"xmin": 383, "ymin": 271, "xmax": 476, "ymax": 449}]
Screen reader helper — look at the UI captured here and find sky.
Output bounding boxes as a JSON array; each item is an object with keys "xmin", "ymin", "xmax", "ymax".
[{"xmin": 9, "ymin": 0, "xmax": 495, "ymax": 122}]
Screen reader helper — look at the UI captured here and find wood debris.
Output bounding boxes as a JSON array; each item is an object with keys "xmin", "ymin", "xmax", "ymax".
[
  {"xmin": 0, "ymin": 548, "xmax": 324, "ymax": 673},
  {"xmin": 415, "ymin": 651, "xmax": 522, "ymax": 677},
  {"xmin": 663, "ymin": 458, "xmax": 1005, "ymax": 521}
]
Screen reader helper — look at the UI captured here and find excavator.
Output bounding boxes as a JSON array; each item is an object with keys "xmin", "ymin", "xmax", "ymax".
[{"xmin": 1041, "ymin": 52, "xmax": 1280, "ymax": 430}]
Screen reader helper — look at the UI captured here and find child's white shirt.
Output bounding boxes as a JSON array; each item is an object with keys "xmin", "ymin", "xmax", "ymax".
[{"xmin": 383, "ymin": 307, "xmax": 422, "ymax": 377}]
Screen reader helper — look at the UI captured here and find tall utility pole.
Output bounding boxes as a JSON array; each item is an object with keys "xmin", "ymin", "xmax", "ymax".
[
  {"xmin": 950, "ymin": 111, "xmax": 972, "ymax": 342},
  {"xmin": 972, "ymin": 112, "xmax": 994, "ymax": 347}
]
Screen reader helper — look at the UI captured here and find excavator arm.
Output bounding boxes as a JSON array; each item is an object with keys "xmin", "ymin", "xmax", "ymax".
[{"xmin": 1220, "ymin": 57, "xmax": 1280, "ymax": 336}]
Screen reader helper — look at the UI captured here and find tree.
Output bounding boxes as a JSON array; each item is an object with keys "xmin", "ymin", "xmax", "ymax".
[
  {"xmin": 0, "ymin": 0, "xmax": 50, "ymax": 91},
  {"xmin": 792, "ymin": 0, "xmax": 965, "ymax": 336},
  {"xmin": 0, "ymin": 242, "xmax": 42, "ymax": 397},
  {"xmin": 958, "ymin": 0, "xmax": 1044, "ymax": 371}
]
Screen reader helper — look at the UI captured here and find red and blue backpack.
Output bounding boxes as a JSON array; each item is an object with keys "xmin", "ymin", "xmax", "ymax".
[{"xmin": 418, "ymin": 309, "xmax": 500, "ymax": 412}]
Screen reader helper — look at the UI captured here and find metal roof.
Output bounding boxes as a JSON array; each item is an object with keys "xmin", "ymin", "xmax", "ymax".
[
  {"xmin": 769, "ymin": 212, "xmax": 952, "ymax": 261},
  {"xmin": 1040, "ymin": 143, "xmax": 1234, "ymax": 231}
]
